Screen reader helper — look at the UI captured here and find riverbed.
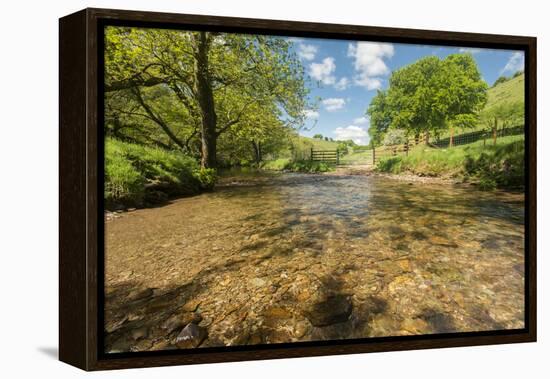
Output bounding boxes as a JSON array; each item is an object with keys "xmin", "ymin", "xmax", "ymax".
[{"xmin": 104, "ymin": 171, "xmax": 525, "ymax": 352}]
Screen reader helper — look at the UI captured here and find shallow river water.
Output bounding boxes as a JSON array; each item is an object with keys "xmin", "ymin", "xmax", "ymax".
[{"xmin": 104, "ymin": 171, "xmax": 525, "ymax": 352}]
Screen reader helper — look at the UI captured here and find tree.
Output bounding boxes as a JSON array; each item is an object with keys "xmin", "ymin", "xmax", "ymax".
[
  {"xmin": 367, "ymin": 54, "xmax": 487, "ymax": 146},
  {"xmin": 104, "ymin": 27, "xmax": 310, "ymax": 168},
  {"xmin": 383, "ymin": 129, "xmax": 407, "ymax": 146},
  {"xmin": 313, "ymin": 134, "xmax": 324, "ymax": 139},
  {"xmin": 493, "ymin": 76, "xmax": 509, "ymax": 87},
  {"xmin": 367, "ymin": 90, "xmax": 392, "ymax": 146},
  {"xmin": 513, "ymin": 70, "xmax": 524, "ymax": 78},
  {"xmin": 437, "ymin": 54, "xmax": 488, "ymax": 146}
]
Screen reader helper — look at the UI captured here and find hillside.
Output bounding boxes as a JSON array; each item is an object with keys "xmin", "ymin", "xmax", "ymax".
[{"xmin": 485, "ymin": 73, "xmax": 524, "ymax": 111}]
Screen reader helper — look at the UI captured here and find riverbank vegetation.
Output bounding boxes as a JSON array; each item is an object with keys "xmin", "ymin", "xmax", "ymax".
[
  {"xmin": 367, "ymin": 54, "xmax": 524, "ymax": 189},
  {"xmin": 376, "ymin": 135, "xmax": 524, "ymax": 189},
  {"xmin": 105, "ymin": 138, "xmax": 217, "ymax": 208}
]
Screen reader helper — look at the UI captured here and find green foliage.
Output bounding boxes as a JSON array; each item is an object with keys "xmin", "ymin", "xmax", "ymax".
[
  {"xmin": 105, "ymin": 138, "xmax": 209, "ymax": 208},
  {"xmin": 376, "ymin": 135, "xmax": 524, "ymax": 189},
  {"xmin": 513, "ymin": 70, "xmax": 524, "ymax": 78},
  {"xmin": 337, "ymin": 142, "xmax": 350, "ymax": 155},
  {"xmin": 383, "ymin": 129, "xmax": 407, "ymax": 146},
  {"xmin": 261, "ymin": 158, "xmax": 334, "ymax": 173},
  {"xmin": 376, "ymin": 157, "xmax": 402, "ymax": 174},
  {"xmin": 464, "ymin": 140, "xmax": 524, "ymax": 189},
  {"xmin": 192, "ymin": 168, "xmax": 218, "ymax": 190},
  {"xmin": 284, "ymin": 160, "xmax": 334, "ymax": 173},
  {"xmin": 105, "ymin": 150, "xmax": 145, "ymax": 206},
  {"xmin": 368, "ymin": 54, "xmax": 488, "ymax": 145},
  {"xmin": 493, "ymin": 76, "xmax": 510, "ymax": 87},
  {"xmin": 104, "ymin": 26, "xmax": 311, "ymax": 169},
  {"xmin": 313, "ymin": 134, "xmax": 323, "ymax": 139},
  {"xmin": 261, "ymin": 158, "xmax": 291, "ymax": 171}
]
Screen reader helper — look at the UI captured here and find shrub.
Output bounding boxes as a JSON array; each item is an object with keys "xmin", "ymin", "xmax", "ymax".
[
  {"xmin": 105, "ymin": 152, "xmax": 145, "ymax": 207},
  {"xmin": 193, "ymin": 168, "xmax": 218, "ymax": 190},
  {"xmin": 376, "ymin": 157, "xmax": 402, "ymax": 174},
  {"xmin": 105, "ymin": 138, "xmax": 206, "ymax": 208},
  {"xmin": 464, "ymin": 140, "xmax": 524, "ymax": 189},
  {"xmin": 284, "ymin": 160, "xmax": 334, "ymax": 173},
  {"xmin": 262, "ymin": 158, "xmax": 291, "ymax": 171}
]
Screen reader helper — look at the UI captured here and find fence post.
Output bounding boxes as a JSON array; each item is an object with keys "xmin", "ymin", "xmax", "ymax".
[
  {"xmin": 449, "ymin": 127, "xmax": 454, "ymax": 148},
  {"xmin": 310, "ymin": 147, "xmax": 313, "ymax": 161},
  {"xmin": 372, "ymin": 146, "xmax": 376, "ymax": 165},
  {"xmin": 336, "ymin": 149, "xmax": 339, "ymax": 165},
  {"xmin": 405, "ymin": 141, "xmax": 409, "ymax": 156}
]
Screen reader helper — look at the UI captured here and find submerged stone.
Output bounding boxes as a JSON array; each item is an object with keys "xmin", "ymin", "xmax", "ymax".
[
  {"xmin": 175, "ymin": 323, "xmax": 207, "ymax": 349},
  {"xmin": 303, "ymin": 295, "xmax": 353, "ymax": 326}
]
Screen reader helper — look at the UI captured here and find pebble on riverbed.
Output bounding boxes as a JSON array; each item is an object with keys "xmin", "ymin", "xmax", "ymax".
[{"xmin": 175, "ymin": 323, "xmax": 208, "ymax": 349}]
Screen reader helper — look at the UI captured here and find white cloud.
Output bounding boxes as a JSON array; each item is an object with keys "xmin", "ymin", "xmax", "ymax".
[
  {"xmin": 334, "ymin": 77, "xmax": 349, "ymax": 90},
  {"xmin": 322, "ymin": 98, "xmax": 346, "ymax": 111},
  {"xmin": 303, "ymin": 109, "xmax": 319, "ymax": 119},
  {"xmin": 501, "ymin": 52, "xmax": 524, "ymax": 74},
  {"xmin": 334, "ymin": 125, "xmax": 369, "ymax": 145},
  {"xmin": 353, "ymin": 116, "xmax": 369, "ymax": 125},
  {"xmin": 459, "ymin": 47, "xmax": 482, "ymax": 54},
  {"xmin": 347, "ymin": 42, "xmax": 394, "ymax": 90},
  {"xmin": 309, "ymin": 57, "xmax": 337, "ymax": 85},
  {"xmin": 297, "ymin": 44, "xmax": 318, "ymax": 61}
]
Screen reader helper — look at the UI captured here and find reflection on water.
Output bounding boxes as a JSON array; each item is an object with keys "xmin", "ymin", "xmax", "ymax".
[{"xmin": 104, "ymin": 171, "xmax": 524, "ymax": 352}]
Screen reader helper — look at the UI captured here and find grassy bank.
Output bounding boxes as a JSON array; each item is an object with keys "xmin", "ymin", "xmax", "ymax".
[
  {"xmin": 262, "ymin": 158, "xmax": 334, "ymax": 173},
  {"xmin": 376, "ymin": 135, "xmax": 524, "ymax": 190},
  {"xmin": 105, "ymin": 138, "xmax": 216, "ymax": 209}
]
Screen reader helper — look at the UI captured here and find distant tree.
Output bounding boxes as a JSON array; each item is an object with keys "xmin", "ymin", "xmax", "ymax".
[
  {"xmin": 313, "ymin": 134, "xmax": 324, "ymax": 139},
  {"xmin": 493, "ymin": 76, "xmax": 510, "ymax": 87},
  {"xmin": 513, "ymin": 70, "xmax": 524, "ymax": 78},
  {"xmin": 337, "ymin": 142, "xmax": 349, "ymax": 155},
  {"xmin": 324, "ymin": 136, "xmax": 329, "ymax": 141}
]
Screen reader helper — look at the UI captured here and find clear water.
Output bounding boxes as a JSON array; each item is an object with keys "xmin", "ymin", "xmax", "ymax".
[{"xmin": 104, "ymin": 171, "xmax": 524, "ymax": 352}]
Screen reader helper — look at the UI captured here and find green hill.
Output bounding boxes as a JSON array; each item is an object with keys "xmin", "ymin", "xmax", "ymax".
[{"xmin": 485, "ymin": 73, "xmax": 524, "ymax": 111}]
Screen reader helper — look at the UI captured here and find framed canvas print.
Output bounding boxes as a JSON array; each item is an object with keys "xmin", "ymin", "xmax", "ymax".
[{"xmin": 59, "ymin": 8, "xmax": 536, "ymax": 371}]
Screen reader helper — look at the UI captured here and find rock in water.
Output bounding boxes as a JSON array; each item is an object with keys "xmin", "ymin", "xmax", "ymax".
[
  {"xmin": 303, "ymin": 295, "xmax": 353, "ymax": 327},
  {"xmin": 175, "ymin": 323, "xmax": 207, "ymax": 349}
]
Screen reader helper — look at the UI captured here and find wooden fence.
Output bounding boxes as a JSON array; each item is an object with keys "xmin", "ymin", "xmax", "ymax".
[{"xmin": 308, "ymin": 125, "xmax": 524, "ymax": 167}]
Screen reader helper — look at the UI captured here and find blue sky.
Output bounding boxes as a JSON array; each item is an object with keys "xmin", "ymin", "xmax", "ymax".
[{"xmin": 287, "ymin": 37, "xmax": 525, "ymax": 145}]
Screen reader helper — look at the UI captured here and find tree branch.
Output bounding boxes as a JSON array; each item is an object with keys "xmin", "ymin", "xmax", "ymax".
[{"xmin": 132, "ymin": 88, "xmax": 186, "ymax": 150}]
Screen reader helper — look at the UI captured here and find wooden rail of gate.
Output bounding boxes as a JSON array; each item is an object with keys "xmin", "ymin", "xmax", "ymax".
[{"xmin": 310, "ymin": 148, "xmax": 339, "ymax": 164}]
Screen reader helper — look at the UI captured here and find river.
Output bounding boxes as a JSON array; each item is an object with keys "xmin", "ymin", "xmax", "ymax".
[{"xmin": 104, "ymin": 170, "xmax": 525, "ymax": 352}]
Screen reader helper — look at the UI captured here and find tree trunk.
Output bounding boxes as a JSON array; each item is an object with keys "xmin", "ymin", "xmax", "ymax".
[
  {"xmin": 425, "ymin": 131, "xmax": 430, "ymax": 145},
  {"xmin": 449, "ymin": 126, "xmax": 454, "ymax": 147},
  {"xmin": 493, "ymin": 117, "xmax": 498, "ymax": 146},
  {"xmin": 252, "ymin": 141, "xmax": 262, "ymax": 165},
  {"xmin": 193, "ymin": 32, "xmax": 218, "ymax": 169}
]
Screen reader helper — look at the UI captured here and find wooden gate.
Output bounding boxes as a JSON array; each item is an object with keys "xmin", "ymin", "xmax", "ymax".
[{"xmin": 310, "ymin": 148, "xmax": 339, "ymax": 164}]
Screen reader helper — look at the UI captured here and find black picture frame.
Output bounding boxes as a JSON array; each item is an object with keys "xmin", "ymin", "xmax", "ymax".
[{"xmin": 59, "ymin": 7, "xmax": 537, "ymax": 371}]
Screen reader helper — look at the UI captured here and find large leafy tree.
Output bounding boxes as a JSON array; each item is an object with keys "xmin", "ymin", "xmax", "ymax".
[
  {"xmin": 367, "ymin": 54, "xmax": 487, "ymax": 146},
  {"xmin": 104, "ymin": 27, "xmax": 309, "ymax": 168}
]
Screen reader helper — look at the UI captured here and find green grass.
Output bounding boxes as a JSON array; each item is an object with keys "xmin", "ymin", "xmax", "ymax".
[
  {"xmin": 340, "ymin": 150, "xmax": 374, "ymax": 165},
  {"xmin": 105, "ymin": 138, "xmax": 216, "ymax": 208},
  {"xmin": 486, "ymin": 73, "xmax": 524, "ymax": 111},
  {"xmin": 376, "ymin": 135, "xmax": 524, "ymax": 189},
  {"xmin": 261, "ymin": 158, "xmax": 291, "ymax": 171}
]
